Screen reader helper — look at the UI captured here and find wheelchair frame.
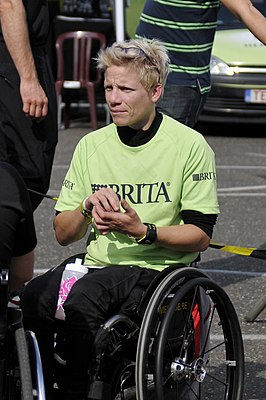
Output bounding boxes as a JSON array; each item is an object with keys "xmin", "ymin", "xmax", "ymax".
[
  {"xmin": 0, "ymin": 269, "xmax": 46, "ymax": 400},
  {"xmin": 53, "ymin": 263, "xmax": 245, "ymax": 400}
]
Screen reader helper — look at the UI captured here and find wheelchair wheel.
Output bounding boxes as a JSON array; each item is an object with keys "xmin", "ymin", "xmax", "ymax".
[
  {"xmin": 26, "ymin": 331, "xmax": 46, "ymax": 399},
  {"xmin": 4, "ymin": 308, "xmax": 46, "ymax": 400},
  {"xmin": 136, "ymin": 269, "xmax": 244, "ymax": 400},
  {"xmin": 6, "ymin": 325, "xmax": 33, "ymax": 400}
]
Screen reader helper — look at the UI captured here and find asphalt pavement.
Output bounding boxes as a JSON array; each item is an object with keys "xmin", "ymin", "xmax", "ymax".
[{"xmin": 34, "ymin": 117, "xmax": 266, "ymax": 400}]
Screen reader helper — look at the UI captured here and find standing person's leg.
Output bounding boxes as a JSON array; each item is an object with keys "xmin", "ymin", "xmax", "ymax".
[
  {"xmin": 0, "ymin": 53, "xmax": 57, "ymax": 210},
  {"xmin": 63, "ymin": 265, "xmax": 158, "ymax": 400},
  {"xmin": 157, "ymin": 83, "xmax": 208, "ymax": 128},
  {"xmin": 33, "ymin": 51, "xmax": 58, "ymax": 207}
]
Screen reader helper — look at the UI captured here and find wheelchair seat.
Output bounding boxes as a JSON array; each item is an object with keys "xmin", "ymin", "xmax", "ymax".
[{"xmin": 53, "ymin": 264, "xmax": 245, "ymax": 400}]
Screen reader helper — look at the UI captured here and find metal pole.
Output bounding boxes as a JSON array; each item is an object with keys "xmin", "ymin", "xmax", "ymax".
[
  {"xmin": 245, "ymin": 295, "xmax": 266, "ymax": 322},
  {"xmin": 114, "ymin": 0, "xmax": 125, "ymax": 41}
]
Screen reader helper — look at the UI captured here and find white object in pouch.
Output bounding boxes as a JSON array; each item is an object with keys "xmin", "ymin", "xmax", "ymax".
[{"xmin": 55, "ymin": 258, "xmax": 88, "ymax": 320}]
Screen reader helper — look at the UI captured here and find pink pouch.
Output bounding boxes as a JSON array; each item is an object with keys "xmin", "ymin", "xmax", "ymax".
[{"xmin": 55, "ymin": 259, "xmax": 88, "ymax": 320}]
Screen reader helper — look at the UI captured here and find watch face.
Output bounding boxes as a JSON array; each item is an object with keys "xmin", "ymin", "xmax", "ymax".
[{"xmin": 145, "ymin": 238, "xmax": 153, "ymax": 244}]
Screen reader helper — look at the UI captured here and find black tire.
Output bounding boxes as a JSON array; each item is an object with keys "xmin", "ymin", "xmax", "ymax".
[
  {"xmin": 6, "ymin": 326, "xmax": 33, "ymax": 400},
  {"xmin": 136, "ymin": 270, "xmax": 244, "ymax": 400}
]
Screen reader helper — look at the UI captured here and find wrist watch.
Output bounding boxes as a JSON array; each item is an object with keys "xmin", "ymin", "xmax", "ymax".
[{"xmin": 136, "ymin": 223, "xmax": 157, "ymax": 245}]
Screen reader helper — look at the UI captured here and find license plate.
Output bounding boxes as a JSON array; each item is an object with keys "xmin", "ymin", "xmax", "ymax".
[{"xmin": 245, "ymin": 89, "xmax": 266, "ymax": 103}]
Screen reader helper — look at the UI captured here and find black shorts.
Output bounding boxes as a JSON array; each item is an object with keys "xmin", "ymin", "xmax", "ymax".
[{"xmin": 0, "ymin": 161, "xmax": 37, "ymax": 267}]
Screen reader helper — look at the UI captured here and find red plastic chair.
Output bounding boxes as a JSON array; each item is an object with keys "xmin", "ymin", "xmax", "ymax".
[{"xmin": 55, "ymin": 30, "xmax": 107, "ymax": 130}]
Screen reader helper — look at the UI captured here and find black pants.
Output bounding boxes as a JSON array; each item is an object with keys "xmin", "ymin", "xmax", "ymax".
[
  {"xmin": 21, "ymin": 264, "xmax": 158, "ymax": 399},
  {"xmin": 0, "ymin": 46, "xmax": 58, "ymax": 210}
]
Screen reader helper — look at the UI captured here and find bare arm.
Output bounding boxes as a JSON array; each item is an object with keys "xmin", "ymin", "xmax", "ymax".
[
  {"xmin": 222, "ymin": 0, "xmax": 266, "ymax": 44},
  {"xmin": 9, "ymin": 250, "xmax": 34, "ymax": 292},
  {"xmin": 54, "ymin": 187, "xmax": 121, "ymax": 245},
  {"xmin": 94, "ymin": 198, "xmax": 210, "ymax": 253},
  {"xmin": 0, "ymin": 0, "xmax": 48, "ymax": 119},
  {"xmin": 54, "ymin": 188, "xmax": 210, "ymax": 253},
  {"xmin": 54, "ymin": 209, "xmax": 90, "ymax": 246}
]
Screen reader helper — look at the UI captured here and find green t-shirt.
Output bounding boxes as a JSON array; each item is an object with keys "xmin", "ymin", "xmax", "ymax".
[{"xmin": 55, "ymin": 115, "xmax": 219, "ymax": 270}]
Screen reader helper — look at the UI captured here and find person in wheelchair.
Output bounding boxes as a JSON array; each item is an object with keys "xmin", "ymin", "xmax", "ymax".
[
  {"xmin": 21, "ymin": 38, "xmax": 220, "ymax": 400},
  {"xmin": 0, "ymin": 161, "xmax": 37, "ymax": 295}
]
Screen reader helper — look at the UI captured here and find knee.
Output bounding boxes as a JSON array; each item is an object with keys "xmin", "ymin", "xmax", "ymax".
[{"xmin": 21, "ymin": 267, "xmax": 64, "ymax": 322}]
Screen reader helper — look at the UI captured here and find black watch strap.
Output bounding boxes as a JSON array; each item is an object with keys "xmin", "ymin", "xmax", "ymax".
[{"xmin": 136, "ymin": 223, "xmax": 157, "ymax": 245}]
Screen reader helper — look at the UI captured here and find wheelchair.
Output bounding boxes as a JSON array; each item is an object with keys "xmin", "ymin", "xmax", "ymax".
[
  {"xmin": 53, "ymin": 259, "xmax": 245, "ymax": 400},
  {"xmin": 0, "ymin": 268, "xmax": 46, "ymax": 400}
]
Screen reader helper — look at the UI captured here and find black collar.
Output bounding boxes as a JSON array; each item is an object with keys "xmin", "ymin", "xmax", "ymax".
[{"xmin": 117, "ymin": 111, "xmax": 163, "ymax": 147}]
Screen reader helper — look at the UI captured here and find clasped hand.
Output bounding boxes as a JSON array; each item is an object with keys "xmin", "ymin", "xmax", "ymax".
[{"xmin": 89, "ymin": 187, "xmax": 145, "ymax": 238}]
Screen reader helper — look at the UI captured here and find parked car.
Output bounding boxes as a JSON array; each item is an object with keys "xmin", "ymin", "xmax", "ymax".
[{"xmin": 199, "ymin": 0, "xmax": 266, "ymax": 124}]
